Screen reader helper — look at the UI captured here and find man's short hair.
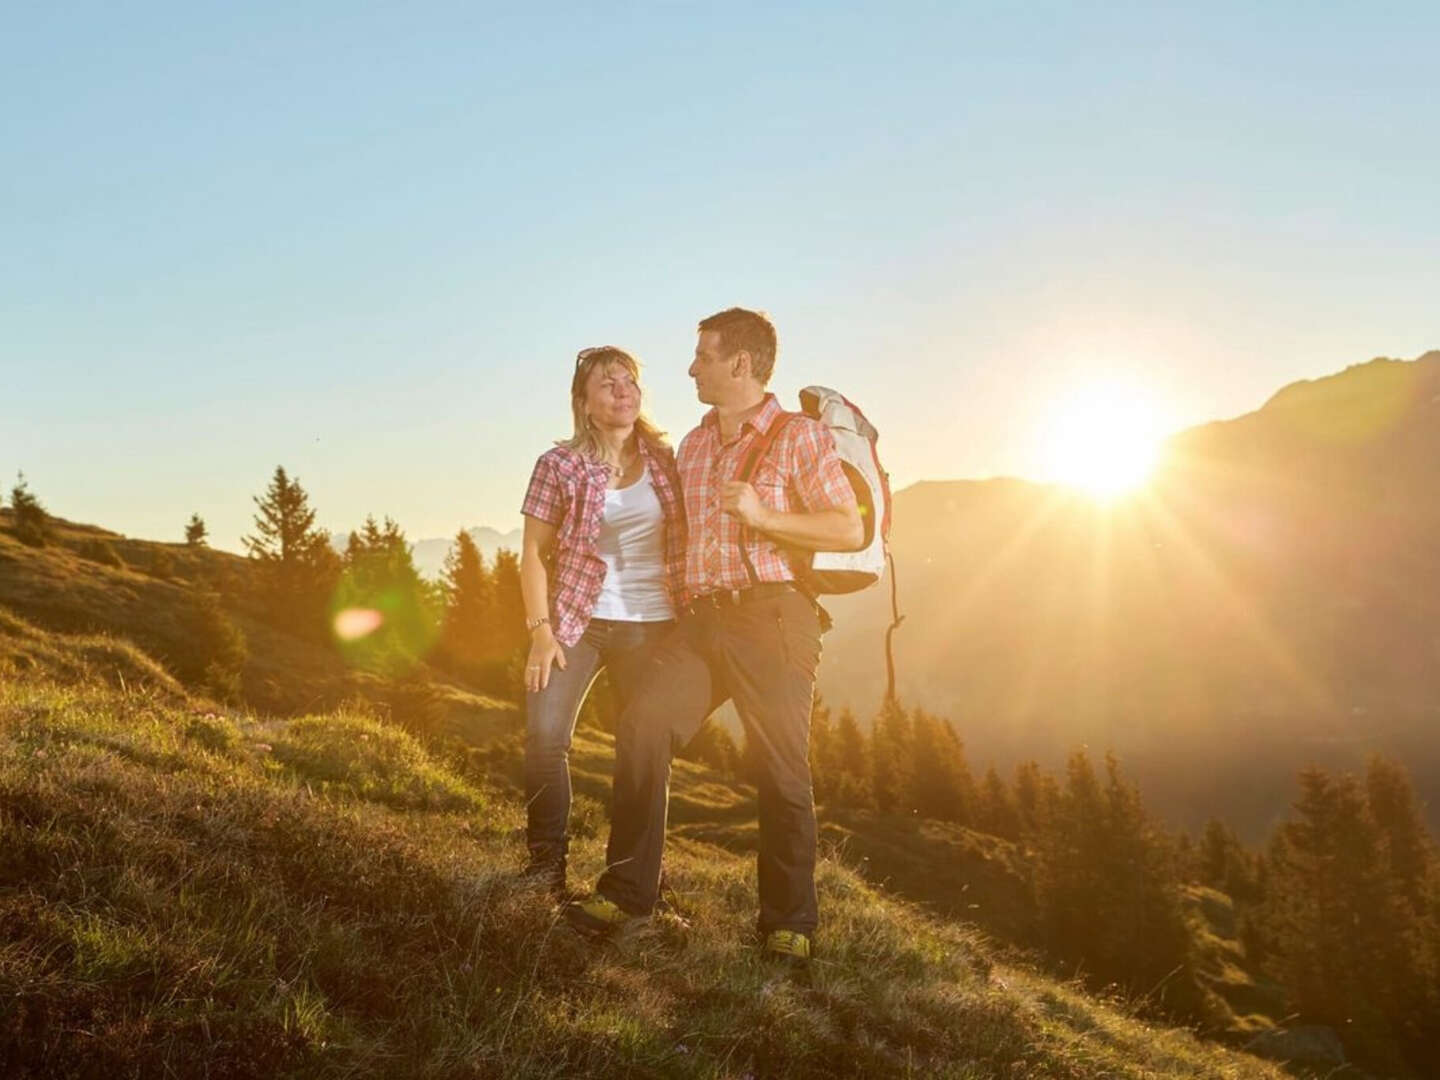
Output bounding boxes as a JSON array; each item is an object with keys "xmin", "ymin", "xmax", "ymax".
[{"xmin": 698, "ymin": 307, "xmax": 778, "ymax": 385}]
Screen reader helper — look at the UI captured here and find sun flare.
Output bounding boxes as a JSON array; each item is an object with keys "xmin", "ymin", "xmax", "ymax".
[{"xmin": 1041, "ymin": 383, "xmax": 1166, "ymax": 498}]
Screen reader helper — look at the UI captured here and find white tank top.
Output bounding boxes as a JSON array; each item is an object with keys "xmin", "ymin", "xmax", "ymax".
[{"xmin": 591, "ymin": 462, "xmax": 676, "ymax": 622}]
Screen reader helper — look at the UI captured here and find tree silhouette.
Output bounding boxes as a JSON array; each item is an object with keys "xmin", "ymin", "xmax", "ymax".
[
  {"xmin": 334, "ymin": 515, "xmax": 439, "ymax": 675},
  {"xmin": 243, "ymin": 466, "xmax": 339, "ymax": 638},
  {"xmin": 871, "ymin": 697, "xmax": 913, "ymax": 813},
  {"xmin": 10, "ymin": 471, "xmax": 50, "ymax": 547},
  {"xmin": 976, "ymin": 765, "xmax": 1020, "ymax": 840},
  {"xmin": 436, "ymin": 530, "xmax": 495, "ymax": 682},
  {"xmin": 185, "ymin": 513, "xmax": 208, "ymax": 546},
  {"xmin": 831, "ymin": 708, "xmax": 873, "ymax": 809}
]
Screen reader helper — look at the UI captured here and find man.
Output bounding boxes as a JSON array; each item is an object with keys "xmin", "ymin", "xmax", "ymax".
[{"xmin": 566, "ymin": 307, "xmax": 862, "ymax": 961}]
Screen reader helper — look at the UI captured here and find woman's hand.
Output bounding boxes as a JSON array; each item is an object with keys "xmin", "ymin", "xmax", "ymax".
[{"xmin": 525, "ymin": 625, "xmax": 567, "ymax": 692}]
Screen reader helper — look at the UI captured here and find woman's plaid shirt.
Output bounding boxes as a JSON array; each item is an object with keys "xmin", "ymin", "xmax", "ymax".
[
  {"xmin": 678, "ymin": 393, "xmax": 856, "ymax": 599},
  {"xmin": 520, "ymin": 440, "xmax": 687, "ymax": 647}
]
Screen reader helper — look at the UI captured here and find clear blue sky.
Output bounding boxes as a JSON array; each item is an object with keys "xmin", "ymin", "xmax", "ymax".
[{"xmin": 5, "ymin": 3, "xmax": 1437, "ymax": 552}]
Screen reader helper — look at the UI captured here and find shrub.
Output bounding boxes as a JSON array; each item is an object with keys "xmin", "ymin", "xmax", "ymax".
[{"xmin": 11, "ymin": 472, "xmax": 51, "ymax": 547}]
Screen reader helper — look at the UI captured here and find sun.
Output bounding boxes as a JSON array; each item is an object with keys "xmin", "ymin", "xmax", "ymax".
[{"xmin": 1040, "ymin": 382, "xmax": 1167, "ymax": 498}]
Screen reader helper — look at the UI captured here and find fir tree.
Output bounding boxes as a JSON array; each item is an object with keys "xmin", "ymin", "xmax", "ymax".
[
  {"xmin": 808, "ymin": 694, "xmax": 836, "ymax": 805},
  {"xmin": 679, "ymin": 721, "xmax": 741, "ymax": 777},
  {"xmin": 1032, "ymin": 749, "xmax": 1192, "ymax": 1011},
  {"xmin": 976, "ymin": 765, "xmax": 1020, "ymax": 840},
  {"xmin": 1263, "ymin": 765, "xmax": 1415, "ymax": 1072},
  {"xmin": 871, "ymin": 697, "xmax": 913, "ymax": 814},
  {"xmin": 436, "ymin": 530, "xmax": 497, "ymax": 684},
  {"xmin": 489, "ymin": 548, "xmax": 527, "ymax": 668},
  {"xmin": 1012, "ymin": 759, "xmax": 1047, "ymax": 839},
  {"xmin": 1197, "ymin": 818, "xmax": 1260, "ymax": 902},
  {"xmin": 335, "ymin": 515, "xmax": 439, "ymax": 674},
  {"xmin": 10, "ymin": 471, "xmax": 50, "ymax": 547},
  {"xmin": 243, "ymin": 467, "xmax": 339, "ymax": 638},
  {"xmin": 185, "ymin": 513, "xmax": 208, "ymax": 546},
  {"xmin": 911, "ymin": 709, "xmax": 972, "ymax": 823},
  {"xmin": 1365, "ymin": 754, "xmax": 1437, "ymax": 914},
  {"xmin": 832, "ymin": 708, "xmax": 873, "ymax": 809}
]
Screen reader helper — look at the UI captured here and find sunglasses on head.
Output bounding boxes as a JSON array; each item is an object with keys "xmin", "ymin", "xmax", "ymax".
[{"xmin": 575, "ymin": 346, "xmax": 630, "ymax": 369}]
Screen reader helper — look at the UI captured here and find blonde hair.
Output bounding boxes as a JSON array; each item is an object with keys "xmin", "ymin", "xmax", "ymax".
[{"xmin": 560, "ymin": 346, "xmax": 669, "ymax": 458}]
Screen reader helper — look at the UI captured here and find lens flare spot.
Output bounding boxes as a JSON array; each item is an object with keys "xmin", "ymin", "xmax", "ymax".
[{"xmin": 334, "ymin": 607, "xmax": 384, "ymax": 642}]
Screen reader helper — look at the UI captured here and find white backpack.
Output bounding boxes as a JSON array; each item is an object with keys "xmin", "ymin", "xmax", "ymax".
[{"xmin": 737, "ymin": 386, "xmax": 892, "ymax": 594}]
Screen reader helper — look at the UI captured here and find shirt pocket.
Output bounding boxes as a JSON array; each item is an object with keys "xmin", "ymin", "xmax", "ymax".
[{"xmin": 750, "ymin": 458, "xmax": 788, "ymax": 512}]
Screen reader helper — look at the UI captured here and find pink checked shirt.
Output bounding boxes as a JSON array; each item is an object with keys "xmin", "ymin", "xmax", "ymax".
[
  {"xmin": 678, "ymin": 393, "xmax": 856, "ymax": 600},
  {"xmin": 520, "ymin": 440, "xmax": 687, "ymax": 647}
]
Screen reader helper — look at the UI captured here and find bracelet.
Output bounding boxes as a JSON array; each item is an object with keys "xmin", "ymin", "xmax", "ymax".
[{"xmin": 526, "ymin": 615, "xmax": 550, "ymax": 633}]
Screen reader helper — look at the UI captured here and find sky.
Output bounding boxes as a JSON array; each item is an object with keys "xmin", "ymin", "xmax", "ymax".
[{"xmin": 5, "ymin": 3, "xmax": 1438, "ymax": 553}]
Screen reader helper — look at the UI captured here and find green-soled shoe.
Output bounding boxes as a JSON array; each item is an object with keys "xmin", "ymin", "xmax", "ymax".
[
  {"xmin": 763, "ymin": 929, "xmax": 812, "ymax": 962},
  {"xmin": 564, "ymin": 894, "xmax": 633, "ymax": 937}
]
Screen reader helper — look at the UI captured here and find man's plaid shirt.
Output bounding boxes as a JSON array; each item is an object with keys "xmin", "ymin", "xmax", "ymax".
[
  {"xmin": 520, "ymin": 440, "xmax": 687, "ymax": 647},
  {"xmin": 678, "ymin": 393, "xmax": 856, "ymax": 599}
]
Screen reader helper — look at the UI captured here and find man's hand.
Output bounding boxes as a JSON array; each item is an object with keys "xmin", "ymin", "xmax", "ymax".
[{"xmin": 721, "ymin": 481, "xmax": 772, "ymax": 530}]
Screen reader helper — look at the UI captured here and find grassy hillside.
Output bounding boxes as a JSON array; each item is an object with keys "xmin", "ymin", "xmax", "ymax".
[
  {"xmin": 0, "ymin": 641, "xmax": 1294, "ymax": 1078},
  {"xmin": 0, "ymin": 508, "xmax": 512, "ymax": 726}
]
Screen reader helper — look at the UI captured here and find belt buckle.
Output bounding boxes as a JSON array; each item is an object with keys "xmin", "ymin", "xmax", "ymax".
[{"xmin": 728, "ymin": 588, "xmax": 743, "ymax": 606}]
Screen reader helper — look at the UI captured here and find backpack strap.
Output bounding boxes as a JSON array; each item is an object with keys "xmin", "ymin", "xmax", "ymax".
[{"xmin": 734, "ymin": 412, "xmax": 795, "ymax": 587}]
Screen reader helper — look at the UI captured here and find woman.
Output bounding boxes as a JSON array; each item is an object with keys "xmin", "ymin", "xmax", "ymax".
[{"xmin": 518, "ymin": 345, "xmax": 686, "ymax": 897}]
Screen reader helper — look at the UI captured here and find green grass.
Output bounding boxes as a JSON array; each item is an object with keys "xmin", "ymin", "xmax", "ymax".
[{"xmin": 1, "ymin": 674, "xmax": 1292, "ymax": 1079}]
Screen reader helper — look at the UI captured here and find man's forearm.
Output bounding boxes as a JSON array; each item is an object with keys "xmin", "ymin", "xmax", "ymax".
[{"xmin": 755, "ymin": 504, "xmax": 863, "ymax": 552}]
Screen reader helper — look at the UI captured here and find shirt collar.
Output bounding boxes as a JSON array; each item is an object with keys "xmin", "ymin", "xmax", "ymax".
[
  {"xmin": 571, "ymin": 436, "xmax": 666, "ymax": 474},
  {"xmin": 701, "ymin": 392, "xmax": 782, "ymax": 441}
]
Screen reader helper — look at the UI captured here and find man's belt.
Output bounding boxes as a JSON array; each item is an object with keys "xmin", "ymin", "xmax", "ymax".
[{"xmin": 684, "ymin": 581, "xmax": 797, "ymax": 614}]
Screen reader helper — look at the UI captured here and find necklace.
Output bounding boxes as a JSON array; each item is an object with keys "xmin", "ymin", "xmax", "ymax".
[{"xmin": 605, "ymin": 448, "xmax": 636, "ymax": 479}]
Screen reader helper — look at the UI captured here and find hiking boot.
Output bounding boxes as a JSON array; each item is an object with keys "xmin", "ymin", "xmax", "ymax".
[
  {"xmin": 520, "ymin": 841, "xmax": 567, "ymax": 900},
  {"xmin": 564, "ymin": 894, "xmax": 633, "ymax": 937},
  {"xmin": 763, "ymin": 929, "xmax": 812, "ymax": 963}
]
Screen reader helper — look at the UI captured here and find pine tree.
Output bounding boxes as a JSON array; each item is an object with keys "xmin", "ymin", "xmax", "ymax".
[
  {"xmin": 976, "ymin": 765, "xmax": 1020, "ymax": 840},
  {"xmin": 1265, "ymin": 765, "xmax": 1412, "ymax": 1071},
  {"xmin": 245, "ymin": 466, "xmax": 321, "ymax": 564},
  {"xmin": 679, "ymin": 721, "xmax": 741, "ymax": 777},
  {"xmin": 1031, "ymin": 749, "xmax": 1192, "ymax": 1011},
  {"xmin": 1013, "ymin": 759, "xmax": 1047, "ymax": 840},
  {"xmin": 437, "ymin": 530, "xmax": 495, "ymax": 682},
  {"xmin": 1199, "ymin": 818, "xmax": 1232, "ymax": 887},
  {"xmin": 335, "ymin": 515, "xmax": 439, "ymax": 674},
  {"xmin": 871, "ymin": 697, "xmax": 913, "ymax": 814},
  {"xmin": 1196, "ymin": 818, "xmax": 1260, "ymax": 901},
  {"xmin": 809, "ymin": 693, "xmax": 836, "ymax": 805},
  {"xmin": 243, "ymin": 467, "xmax": 339, "ymax": 638},
  {"xmin": 1365, "ymin": 755, "xmax": 1437, "ymax": 914},
  {"xmin": 10, "ymin": 471, "xmax": 50, "ymax": 547},
  {"xmin": 489, "ymin": 547, "xmax": 526, "ymax": 668},
  {"xmin": 185, "ymin": 513, "xmax": 208, "ymax": 546},
  {"xmin": 832, "ymin": 708, "xmax": 873, "ymax": 809},
  {"xmin": 911, "ymin": 709, "xmax": 971, "ymax": 822}
]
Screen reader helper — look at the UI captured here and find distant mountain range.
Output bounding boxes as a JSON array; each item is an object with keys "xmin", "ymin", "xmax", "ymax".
[
  {"xmin": 821, "ymin": 350, "xmax": 1440, "ymax": 835},
  {"xmin": 328, "ymin": 526, "xmax": 523, "ymax": 580}
]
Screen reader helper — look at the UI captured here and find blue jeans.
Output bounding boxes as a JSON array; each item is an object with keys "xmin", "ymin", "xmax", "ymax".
[{"xmin": 524, "ymin": 617, "xmax": 675, "ymax": 855}]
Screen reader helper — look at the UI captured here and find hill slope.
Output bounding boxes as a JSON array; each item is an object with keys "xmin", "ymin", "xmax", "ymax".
[{"xmin": 1, "ymin": 666, "xmax": 1290, "ymax": 1079}]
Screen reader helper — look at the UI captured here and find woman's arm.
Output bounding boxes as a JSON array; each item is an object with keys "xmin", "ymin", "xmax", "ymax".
[{"xmin": 520, "ymin": 514, "xmax": 567, "ymax": 690}]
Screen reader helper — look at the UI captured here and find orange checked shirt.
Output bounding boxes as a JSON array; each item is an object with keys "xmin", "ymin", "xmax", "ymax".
[{"xmin": 677, "ymin": 393, "xmax": 856, "ymax": 601}]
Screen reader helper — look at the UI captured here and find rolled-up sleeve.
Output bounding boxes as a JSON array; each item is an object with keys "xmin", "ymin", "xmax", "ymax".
[
  {"xmin": 520, "ymin": 453, "xmax": 567, "ymax": 525},
  {"xmin": 790, "ymin": 422, "xmax": 856, "ymax": 513}
]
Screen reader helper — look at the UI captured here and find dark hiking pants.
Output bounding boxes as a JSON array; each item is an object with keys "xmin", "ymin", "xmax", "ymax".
[
  {"xmin": 524, "ymin": 618, "xmax": 674, "ymax": 857},
  {"xmin": 596, "ymin": 584, "xmax": 823, "ymax": 935}
]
